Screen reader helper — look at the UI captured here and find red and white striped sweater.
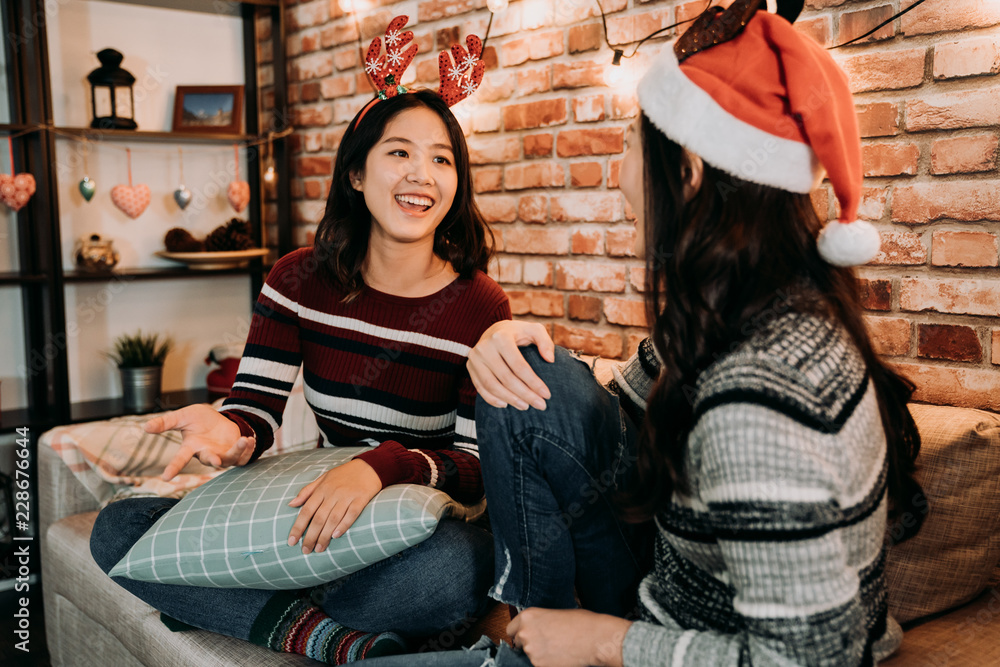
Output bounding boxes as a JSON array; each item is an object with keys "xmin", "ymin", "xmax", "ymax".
[{"xmin": 220, "ymin": 247, "xmax": 511, "ymax": 503}]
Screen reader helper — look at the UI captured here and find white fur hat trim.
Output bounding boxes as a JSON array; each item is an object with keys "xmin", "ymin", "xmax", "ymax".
[{"xmin": 816, "ymin": 220, "xmax": 881, "ymax": 267}]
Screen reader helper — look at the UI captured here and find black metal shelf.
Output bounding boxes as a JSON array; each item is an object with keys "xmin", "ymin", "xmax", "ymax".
[
  {"xmin": 63, "ymin": 264, "xmax": 270, "ymax": 283},
  {"xmin": 0, "ymin": 271, "xmax": 46, "ymax": 285}
]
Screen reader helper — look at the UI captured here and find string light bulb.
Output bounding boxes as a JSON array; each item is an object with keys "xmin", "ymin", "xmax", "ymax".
[
  {"xmin": 262, "ymin": 133, "xmax": 277, "ymax": 186},
  {"xmin": 487, "ymin": 0, "xmax": 508, "ymax": 12},
  {"xmin": 603, "ymin": 49, "xmax": 625, "ymax": 88}
]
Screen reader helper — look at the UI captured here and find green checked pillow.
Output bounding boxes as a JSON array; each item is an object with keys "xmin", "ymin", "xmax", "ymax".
[{"xmin": 109, "ymin": 447, "xmax": 484, "ymax": 589}]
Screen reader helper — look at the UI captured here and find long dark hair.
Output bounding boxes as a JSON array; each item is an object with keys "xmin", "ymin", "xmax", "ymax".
[
  {"xmin": 314, "ymin": 89, "xmax": 494, "ymax": 300},
  {"xmin": 622, "ymin": 113, "xmax": 924, "ymax": 543}
]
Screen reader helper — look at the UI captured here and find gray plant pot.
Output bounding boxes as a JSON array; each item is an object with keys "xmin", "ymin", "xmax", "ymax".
[{"xmin": 120, "ymin": 366, "xmax": 162, "ymax": 413}]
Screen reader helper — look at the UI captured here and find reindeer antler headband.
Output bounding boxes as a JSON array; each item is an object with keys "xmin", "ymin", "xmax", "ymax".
[{"xmin": 354, "ymin": 16, "xmax": 485, "ymax": 128}]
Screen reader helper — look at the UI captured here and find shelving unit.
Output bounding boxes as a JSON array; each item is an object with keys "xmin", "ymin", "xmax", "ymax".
[{"xmin": 0, "ymin": 0, "xmax": 292, "ymax": 434}]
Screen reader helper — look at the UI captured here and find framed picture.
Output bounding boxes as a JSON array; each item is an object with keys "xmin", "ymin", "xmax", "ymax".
[{"xmin": 171, "ymin": 85, "xmax": 244, "ymax": 135}]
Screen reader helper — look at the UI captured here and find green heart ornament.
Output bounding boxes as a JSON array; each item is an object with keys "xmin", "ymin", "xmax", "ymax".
[{"xmin": 79, "ymin": 177, "xmax": 96, "ymax": 202}]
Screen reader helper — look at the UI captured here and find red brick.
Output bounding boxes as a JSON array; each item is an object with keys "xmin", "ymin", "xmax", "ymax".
[
  {"xmin": 295, "ymin": 156, "xmax": 332, "ymax": 177},
  {"xmin": 812, "ymin": 188, "xmax": 831, "ymax": 221},
  {"xmin": 323, "ymin": 127, "xmax": 346, "ymax": 151},
  {"xmin": 931, "ymin": 231, "xmax": 1000, "ymax": 267},
  {"xmin": 415, "ymin": 58, "xmax": 439, "ymax": 84},
  {"xmin": 521, "ymin": 1, "xmax": 555, "ymax": 30},
  {"xmin": 300, "ymin": 81, "xmax": 321, "ymax": 103},
  {"xmin": 900, "ymin": 277, "xmax": 1000, "ymax": 317},
  {"xmin": 568, "ymin": 294, "xmax": 602, "ymax": 322},
  {"xmin": 502, "ymin": 31, "xmax": 564, "ymax": 67},
  {"xmin": 900, "ymin": 0, "xmax": 1000, "ymax": 36},
  {"xmin": 606, "ymin": 7, "xmax": 672, "ymax": 45},
  {"xmin": 796, "ymin": 16, "xmax": 831, "ymax": 47},
  {"xmin": 630, "ymin": 267, "xmax": 646, "ymax": 293},
  {"xmin": 524, "ymin": 133, "xmax": 554, "ymax": 158},
  {"xmin": 320, "ymin": 22, "xmax": 358, "ymax": 49},
  {"xmin": 611, "ymin": 94, "xmax": 639, "ymax": 120},
  {"xmin": 291, "ymin": 53, "xmax": 335, "ymax": 81},
  {"xmin": 856, "ymin": 102, "xmax": 900, "ymax": 138},
  {"xmin": 892, "ymin": 181, "xmax": 1000, "ymax": 224},
  {"xmin": 491, "ymin": 257, "xmax": 522, "ymax": 284},
  {"xmin": 553, "ymin": 323, "xmax": 623, "ymax": 358},
  {"xmin": 837, "ymin": 48, "xmax": 925, "ymax": 93},
  {"xmin": 475, "ymin": 72, "xmax": 516, "ymax": 103},
  {"xmin": 607, "ymin": 227, "xmax": 637, "ymax": 257},
  {"xmin": 572, "ymin": 228, "xmax": 604, "ymax": 254},
  {"xmin": 320, "ymin": 75, "xmax": 355, "ymax": 99},
  {"xmin": 604, "ymin": 297, "xmax": 648, "ymax": 327},
  {"xmin": 607, "ymin": 159, "xmax": 622, "ymax": 189},
  {"xmin": 288, "ymin": 1, "xmax": 329, "ymax": 30},
  {"xmin": 331, "ymin": 46, "xmax": 358, "ymax": 71},
  {"xmin": 517, "ymin": 66, "xmax": 551, "ymax": 96},
  {"xmin": 871, "ymin": 231, "xmax": 927, "ymax": 266},
  {"xmin": 626, "ymin": 334, "xmax": 646, "ymax": 357},
  {"xmin": 570, "ymin": 162, "xmax": 603, "ymax": 188},
  {"xmin": 858, "ymin": 277, "xmax": 893, "ymax": 311},
  {"xmin": 505, "ymin": 289, "xmax": 564, "ymax": 317},
  {"xmin": 556, "ymin": 128, "xmax": 624, "ymax": 157},
  {"xmin": 503, "ymin": 99, "xmax": 568, "ymax": 130},
  {"xmin": 993, "ymin": 329, "xmax": 1000, "ymax": 365},
  {"xmin": 332, "ymin": 97, "xmax": 365, "ymax": 124},
  {"xmin": 473, "ymin": 167, "xmax": 502, "ymax": 194},
  {"xmin": 918, "ymin": 324, "xmax": 982, "ymax": 363},
  {"xmin": 551, "ymin": 193, "xmax": 621, "ymax": 222},
  {"xmin": 934, "ymin": 35, "xmax": 1000, "ymax": 80},
  {"xmin": 478, "ymin": 194, "xmax": 517, "ymax": 223},
  {"xmin": 573, "ymin": 95, "xmax": 606, "ymax": 123},
  {"xmin": 468, "ymin": 136, "xmax": 521, "ymax": 165},
  {"xmin": 862, "ymin": 142, "xmax": 919, "ymax": 177},
  {"xmin": 892, "ymin": 362, "xmax": 1000, "ymax": 412},
  {"xmin": 556, "ymin": 260, "xmax": 626, "ymax": 292},
  {"xmin": 930, "ymin": 135, "xmax": 998, "ymax": 174},
  {"xmin": 553, "ymin": 61, "xmax": 605, "ymax": 89},
  {"xmin": 518, "ymin": 195, "xmax": 549, "ymax": 223},
  {"xmin": 302, "ymin": 132, "xmax": 323, "ymax": 153},
  {"xmin": 504, "ymin": 228, "xmax": 569, "ymax": 255},
  {"xmin": 504, "ymin": 162, "xmax": 565, "ymax": 190},
  {"xmin": 860, "ymin": 187, "xmax": 890, "ymax": 222},
  {"xmin": 906, "ymin": 87, "xmax": 1000, "ymax": 131},
  {"xmin": 569, "ymin": 23, "xmax": 602, "ymax": 54},
  {"xmin": 418, "ymin": 0, "xmax": 485, "ymax": 23},
  {"xmin": 523, "ymin": 259, "xmax": 553, "ymax": 286},
  {"xmin": 865, "ymin": 316, "xmax": 911, "ymax": 356},
  {"xmin": 839, "ymin": 5, "xmax": 895, "ymax": 44},
  {"xmin": 303, "ymin": 179, "xmax": 324, "ymax": 199}
]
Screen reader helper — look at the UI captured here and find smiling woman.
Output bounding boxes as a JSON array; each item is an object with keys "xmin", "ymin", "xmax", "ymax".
[{"xmin": 89, "ymin": 86, "xmax": 510, "ymax": 665}]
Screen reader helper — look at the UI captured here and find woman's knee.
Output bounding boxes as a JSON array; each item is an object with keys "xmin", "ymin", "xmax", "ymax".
[{"xmin": 90, "ymin": 498, "xmax": 177, "ymax": 573}]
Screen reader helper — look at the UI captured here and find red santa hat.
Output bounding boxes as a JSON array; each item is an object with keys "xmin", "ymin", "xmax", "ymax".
[{"xmin": 637, "ymin": 6, "xmax": 880, "ymax": 267}]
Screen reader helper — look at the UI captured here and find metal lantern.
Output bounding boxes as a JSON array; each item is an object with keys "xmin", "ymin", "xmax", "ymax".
[{"xmin": 87, "ymin": 48, "xmax": 137, "ymax": 130}]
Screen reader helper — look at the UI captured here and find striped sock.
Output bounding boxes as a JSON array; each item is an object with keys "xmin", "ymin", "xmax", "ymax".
[{"xmin": 250, "ymin": 593, "xmax": 407, "ymax": 664}]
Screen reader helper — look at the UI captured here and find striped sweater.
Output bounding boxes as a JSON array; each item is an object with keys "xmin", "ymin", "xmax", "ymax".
[
  {"xmin": 610, "ymin": 312, "xmax": 902, "ymax": 666},
  {"xmin": 220, "ymin": 248, "xmax": 511, "ymax": 503}
]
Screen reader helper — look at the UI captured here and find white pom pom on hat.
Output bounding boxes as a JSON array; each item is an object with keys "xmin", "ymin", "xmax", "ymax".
[{"xmin": 637, "ymin": 10, "xmax": 880, "ymax": 267}]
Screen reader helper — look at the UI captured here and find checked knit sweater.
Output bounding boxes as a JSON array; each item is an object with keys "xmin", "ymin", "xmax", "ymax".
[
  {"xmin": 608, "ymin": 311, "xmax": 902, "ymax": 667},
  {"xmin": 220, "ymin": 248, "xmax": 511, "ymax": 503}
]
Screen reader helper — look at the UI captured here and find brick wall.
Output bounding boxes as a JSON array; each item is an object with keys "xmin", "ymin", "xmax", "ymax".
[{"xmin": 273, "ymin": 0, "xmax": 1000, "ymax": 411}]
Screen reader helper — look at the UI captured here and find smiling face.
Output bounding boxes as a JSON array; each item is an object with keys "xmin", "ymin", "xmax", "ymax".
[{"xmin": 350, "ymin": 106, "xmax": 458, "ymax": 250}]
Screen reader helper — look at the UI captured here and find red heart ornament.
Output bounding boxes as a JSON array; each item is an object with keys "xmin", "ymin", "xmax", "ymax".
[
  {"xmin": 227, "ymin": 180, "xmax": 250, "ymax": 213},
  {"xmin": 0, "ymin": 173, "xmax": 36, "ymax": 212},
  {"xmin": 110, "ymin": 183, "xmax": 151, "ymax": 219}
]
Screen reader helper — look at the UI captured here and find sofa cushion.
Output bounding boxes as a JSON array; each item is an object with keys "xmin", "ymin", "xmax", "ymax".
[
  {"xmin": 110, "ymin": 448, "xmax": 484, "ymax": 589},
  {"xmin": 884, "ymin": 404, "xmax": 1000, "ymax": 624}
]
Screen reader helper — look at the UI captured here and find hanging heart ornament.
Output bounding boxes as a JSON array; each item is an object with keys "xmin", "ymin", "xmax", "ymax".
[
  {"xmin": 227, "ymin": 180, "xmax": 250, "ymax": 213},
  {"xmin": 79, "ymin": 177, "xmax": 96, "ymax": 202},
  {"xmin": 0, "ymin": 173, "xmax": 36, "ymax": 212},
  {"xmin": 111, "ymin": 183, "xmax": 151, "ymax": 219},
  {"xmin": 174, "ymin": 184, "xmax": 192, "ymax": 210}
]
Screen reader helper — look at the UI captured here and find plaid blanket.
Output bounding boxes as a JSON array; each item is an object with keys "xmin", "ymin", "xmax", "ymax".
[{"xmin": 40, "ymin": 373, "xmax": 321, "ymax": 507}]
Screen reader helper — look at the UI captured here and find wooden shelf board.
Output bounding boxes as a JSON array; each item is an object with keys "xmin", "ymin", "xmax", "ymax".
[
  {"xmin": 53, "ymin": 127, "xmax": 258, "ymax": 144},
  {"xmin": 0, "ymin": 272, "xmax": 46, "ymax": 285},
  {"xmin": 63, "ymin": 265, "xmax": 268, "ymax": 283}
]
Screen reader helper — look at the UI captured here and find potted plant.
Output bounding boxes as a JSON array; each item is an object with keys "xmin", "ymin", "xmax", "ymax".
[{"xmin": 106, "ymin": 330, "xmax": 173, "ymax": 412}]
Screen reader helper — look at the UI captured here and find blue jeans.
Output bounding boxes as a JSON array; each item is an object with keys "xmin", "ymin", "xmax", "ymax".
[
  {"xmin": 479, "ymin": 346, "xmax": 652, "ymax": 616},
  {"xmin": 90, "ymin": 496, "xmax": 495, "ymax": 642}
]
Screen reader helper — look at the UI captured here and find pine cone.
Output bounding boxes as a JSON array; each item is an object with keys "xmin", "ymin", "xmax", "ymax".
[
  {"xmin": 204, "ymin": 218, "xmax": 255, "ymax": 251},
  {"xmin": 164, "ymin": 227, "xmax": 204, "ymax": 252}
]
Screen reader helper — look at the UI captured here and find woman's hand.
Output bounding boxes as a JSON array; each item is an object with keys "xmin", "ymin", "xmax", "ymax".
[
  {"xmin": 467, "ymin": 320, "xmax": 554, "ymax": 411},
  {"xmin": 287, "ymin": 459, "xmax": 383, "ymax": 554},
  {"xmin": 145, "ymin": 404, "xmax": 255, "ymax": 481},
  {"xmin": 507, "ymin": 608, "xmax": 632, "ymax": 667}
]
